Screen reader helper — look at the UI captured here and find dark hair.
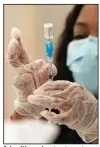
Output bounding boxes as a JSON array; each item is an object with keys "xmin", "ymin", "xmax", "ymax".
[{"xmin": 54, "ymin": 5, "xmax": 84, "ymax": 81}]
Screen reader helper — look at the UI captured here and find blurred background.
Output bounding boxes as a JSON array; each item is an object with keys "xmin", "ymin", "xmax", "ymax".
[{"xmin": 4, "ymin": 5, "xmax": 74, "ymax": 119}]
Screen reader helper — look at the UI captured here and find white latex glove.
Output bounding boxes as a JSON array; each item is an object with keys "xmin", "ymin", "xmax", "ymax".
[
  {"xmin": 7, "ymin": 28, "xmax": 57, "ymax": 118},
  {"xmin": 27, "ymin": 80, "xmax": 98, "ymax": 143},
  {"xmin": 13, "ymin": 59, "xmax": 57, "ymax": 118}
]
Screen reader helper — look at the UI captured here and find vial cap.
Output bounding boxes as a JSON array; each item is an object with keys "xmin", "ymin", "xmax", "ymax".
[{"xmin": 44, "ymin": 23, "xmax": 53, "ymax": 40}]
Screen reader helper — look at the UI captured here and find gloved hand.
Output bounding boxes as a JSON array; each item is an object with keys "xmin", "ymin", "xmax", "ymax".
[
  {"xmin": 27, "ymin": 80, "xmax": 98, "ymax": 143},
  {"xmin": 7, "ymin": 28, "xmax": 57, "ymax": 118}
]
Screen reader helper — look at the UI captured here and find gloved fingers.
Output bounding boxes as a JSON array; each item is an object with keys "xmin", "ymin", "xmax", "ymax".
[
  {"xmin": 20, "ymin": 59, "xmax": 45, "ymax": 74},
  {"xmin": 57, "ymin": 101, "xmax": 72, "ymax": 112},
  {"xmin": 13, "ymin": 73, "xmax": 35, "ymax": 90},
  {"xmin": 7, "ymin": 38, "xmax": 21, "ymax": 67},
  {"xmin": 16, "ymin": 59, "xmax": 56, "ymax": 91},
  {"xmin": 40, "ymin": 110, "xmax": 68, "ymax": 124},
  {"xmin": 34, "ymin": 80, "xmax": 80, "ymax": 101},
  {"xmin": 39, "ymin": 93, "xmax": 98, "ymax": 132},
  {"xmin": 60, "ymin": 99, "xmax": 95, "ymax": 130},
  {"xmin": 14, "ymin": 99, "xmax": 44, "ymax": 118},
  {"xmin": 44, "ymin": 63, "xmax": 57, "ymax": 77},
  {"xmin": 45, "ymin": 80, "xmax": 70, "ymax": 90},
  {"xmin": 17, "ymin": 59, "xmax": 46, "ymax": 88},
  {"xmin": 26, "ymin": 62, "xmax": 48, "ymax": 89},
  {"xmin": 12, "ymin": 73, "xmax": 36, "ymax": 100},
  {"xmin": 64, "ymin": 99, "xmax": 86, "ymax": 127},
  {"xmin": 52, "ymin": 82, "xmax": 81, "ymax": 100},
  {"xmin": 40, "ymin": 110, "xmax": 75, "ymax": 125},
  {"xmin": 27, "ymin": 95, "xmax": 53, "ymax": 108},
  {"xmin": 38, "ymin": 63, "xmax": 57, "ymax": 85},
  {"xmin": 34, "ymin": 80, "xmax": 70, "ymax": 96},
  {"xmin": 27, "ymin": 60, "xmax": 45, "ymax": 88},
  {"xmin": 27, "ymin": 94, "xmax": 66, "ymax": 109},
  {"xmin": 27, "ymin": 59, "xmax": 57, "ymax": 76},
  {"xmin": 40, "ymin": 111, "xmax": 57, "ymax": 122},
  {"xmin": 12, "ymin": 59, "xmax": 51, "ymax": 97},
  {"xmin": 40, "ymin": 99, "xmax": 84, "ymax": 125},
  {"xmin": 32, "ymin": 71, "xmax": 40, "ymax": 88},
  {"xmin": 38, "ymin": 67, "xmax": 49, "ymax": 85},
  {"xmin": 9, "ymin": 59, "xmax": 22, "ymax": 68},
  {"xmin": 18, "ymin": 45, "xmax": 30, "ymax": 65},
  {"xmin": 30, "ymin": 59, "xmax": 46, "ymax": 70}
]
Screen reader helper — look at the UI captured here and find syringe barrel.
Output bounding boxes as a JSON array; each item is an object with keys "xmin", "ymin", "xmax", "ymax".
[
  {"xmin": 45, "ymin": 41, "xmax": 54, "ymax": 59},
  {"xmin": 44, "ymin": 23, "xmax": 54, "ymax": 59}
]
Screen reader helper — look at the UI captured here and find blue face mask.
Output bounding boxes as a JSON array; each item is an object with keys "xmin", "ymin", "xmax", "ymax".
[{"xmin": 66, "ymin": 36, "xmax": 98, "ymax": 96}]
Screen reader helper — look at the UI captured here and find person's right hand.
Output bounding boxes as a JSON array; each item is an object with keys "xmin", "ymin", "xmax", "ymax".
[
  {"xmin": 27, "ymin": 80, "xmax": 98, "ymax": 143},
  {"xmin": 7, "ymin": 28, "xmax": 57, "ymax": 118}
]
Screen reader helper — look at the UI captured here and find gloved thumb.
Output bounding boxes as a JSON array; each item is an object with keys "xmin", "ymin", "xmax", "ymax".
[
  {"xmin": 11, "ymin": 27, "xmax": 21, "ymax": 39},
  {"xmin": 7, "ymin": 27, "xmax": 30, "ymax": 67}
]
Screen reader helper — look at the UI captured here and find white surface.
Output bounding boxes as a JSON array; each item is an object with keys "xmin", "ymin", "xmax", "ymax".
[{"xmin": 4, "ymin": 119, "xmax": 60, "ymax": 143}]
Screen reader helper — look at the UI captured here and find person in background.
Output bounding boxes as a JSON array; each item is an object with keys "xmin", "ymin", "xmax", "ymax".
[
  {"xmin": 52, "ymin": 4, "xmax": 98, "ymax": 144},
  {"xmin": 7, "ymin": 4, "xmax": 98, "ymax": 144}
]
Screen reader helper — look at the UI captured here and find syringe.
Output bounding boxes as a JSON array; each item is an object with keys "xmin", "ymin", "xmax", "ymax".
[{"xmin": 44, "ymin": 23, "xmax": 54, "ymax": 80}]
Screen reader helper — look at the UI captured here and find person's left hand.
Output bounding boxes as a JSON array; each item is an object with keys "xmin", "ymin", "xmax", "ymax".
[
  {"xmin": 7, "ymin": 27, "xmax": 57, "ymax": 118},
  {"xmin": 27, "ymin": 80, "xmax": 98, "ymax": 143}
]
